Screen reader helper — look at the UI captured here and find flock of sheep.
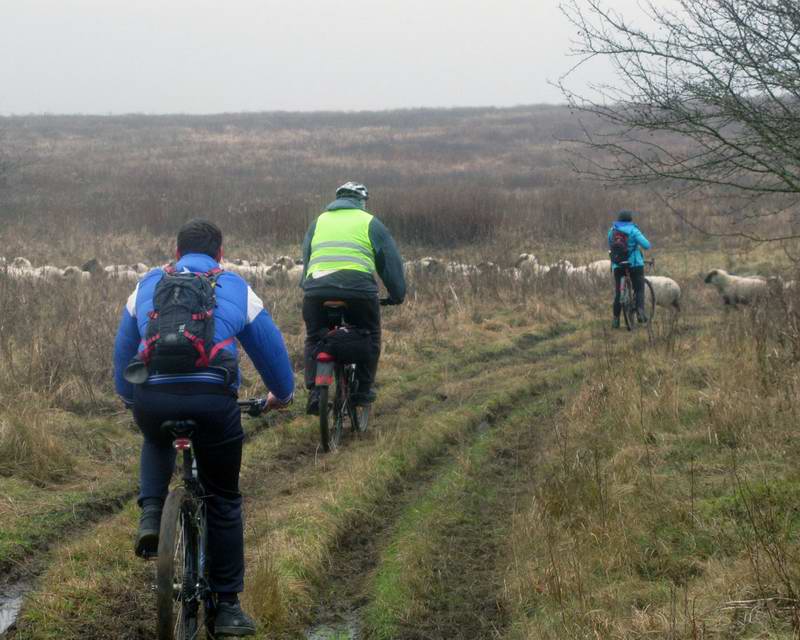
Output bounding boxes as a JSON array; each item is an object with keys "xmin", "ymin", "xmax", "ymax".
[
  {"xmin": 0, "ymin": 255, "xmax": 304, "ymax": 284},
  {"xmin": 0, "ymin": 253, "xmax": 790, "ymax": 311}
]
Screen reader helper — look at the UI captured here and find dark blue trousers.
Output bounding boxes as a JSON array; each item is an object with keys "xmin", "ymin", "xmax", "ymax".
[{"xmin": 133, "ymin": 386, "xmax": 245, "ymax": 594}]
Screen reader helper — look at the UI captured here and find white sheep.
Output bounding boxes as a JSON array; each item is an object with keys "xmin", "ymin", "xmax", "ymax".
[
  {"xmin": 35, "ymin": 265, "xmax": 64, "ymax": 280},
  {"xmin": 587, "ymin": 259, "xmax": 612, "ymax": 277},
  {"xmin": 11, "ymin": 257, "xmax": 32, "ymax": 270},
  {"xmin": 645, "ymin": 276, "xmax": 682, "ymax": 311},
  {"xmin": 515, "ymin": 254, "xmax": 550, "ymax": 276},
  {"xmin": 704, "ymin": 269, "xmax": 767, "ymax": 305},
  {"xmin": 107, "ymin": 268, "xmax": 140, "ymax": 282},
  {"xmin": 445, "ymin": 262, "xmax": 477, "ymax": 276}
]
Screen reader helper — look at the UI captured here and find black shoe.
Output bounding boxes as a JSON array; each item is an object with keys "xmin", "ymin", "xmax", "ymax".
[
  {"xmin": 306, "ymin": 388, "xmax": 320, "ymax": 416},
  {"xmin": 612, "ymin": 317, "xmax": 621, "ymax": 329},
  {"xmin": 214, "ymin": 601, "xmax": 256, "ymax": 637},
  {"xmin": 134, "ymin": 503, "xmax": 162, "ymax": 558},
  {"xmin": 637, "ymin": 310, "xmax": 648, "ymax": 324},
  {"xmin": 352, "ymin": 387, "xmax": 377, "ymax": 406}
]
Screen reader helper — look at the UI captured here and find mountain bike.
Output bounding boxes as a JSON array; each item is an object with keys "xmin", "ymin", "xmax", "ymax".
[
  {"xmin": 314, "ymin": 298, "xmax": 397, "ymax": 453},
  {"xmin": 618, "ymin": 259, "xmax": 656, "ymax": 331},
  {"xmin": 155, "ymin": 397, "xmax": 267, "ymax": 640}
]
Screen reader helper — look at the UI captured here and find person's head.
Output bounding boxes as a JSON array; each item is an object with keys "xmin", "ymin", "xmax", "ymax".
[
  {"xmin": 617, "ymin": 210, "xmax": 635, "ymax": 223},
  {"xmin": 335, "ymin": 181, "xmax": 369, "ymax": 202},
  {"xmin": 176, "ymin": 218, "xmax": 223, "ymax": 261}
]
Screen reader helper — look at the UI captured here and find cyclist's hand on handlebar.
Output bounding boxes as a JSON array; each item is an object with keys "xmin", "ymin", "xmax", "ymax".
[{"xmin": 266, "ymin": 391, "xmax": 292, "ymax": 410}]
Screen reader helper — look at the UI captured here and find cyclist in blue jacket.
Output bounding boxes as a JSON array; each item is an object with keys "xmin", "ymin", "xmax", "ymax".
[
  {"xmin": 113, "ymin": 219, "xmax": 294, "ymax": 636},
  {"xmin": 608, "ymin": 210, "xmax": 651, "ymax": 328}
]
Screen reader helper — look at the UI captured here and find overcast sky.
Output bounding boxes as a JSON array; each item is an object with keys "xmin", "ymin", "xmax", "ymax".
[{"xmin": 0, "ymin": 0, "xmax": 649, "ymax": 115}]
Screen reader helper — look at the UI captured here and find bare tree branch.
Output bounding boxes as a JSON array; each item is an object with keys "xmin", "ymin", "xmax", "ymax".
[{"xmin": 559, "ymin": 0, "xmax": 800, "ymax": 224}]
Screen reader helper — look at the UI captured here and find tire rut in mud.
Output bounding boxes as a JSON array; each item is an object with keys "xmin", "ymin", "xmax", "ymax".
[{"xmin": 300, "ymin": 343, "xmax": 582, "ymax": 639}]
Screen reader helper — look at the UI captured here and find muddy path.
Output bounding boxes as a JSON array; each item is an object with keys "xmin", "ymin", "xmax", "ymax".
[
  {"xmin": 298, "ymin": 344, "xmax": 584, "ymax": 639},
  {"xmin": 8, "ymin": 320, "xmax": 589, "ymax": 639}
]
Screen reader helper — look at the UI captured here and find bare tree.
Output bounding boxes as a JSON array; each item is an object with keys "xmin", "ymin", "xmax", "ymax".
[{"xmin": 560, "ymin": 0, "xmax": 800, "ymax": 238}]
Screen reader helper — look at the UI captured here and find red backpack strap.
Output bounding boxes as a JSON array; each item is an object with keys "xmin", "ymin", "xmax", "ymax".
[{"xmin": 208, "ymin": 337, "xmax": 234, "ymax": 362}]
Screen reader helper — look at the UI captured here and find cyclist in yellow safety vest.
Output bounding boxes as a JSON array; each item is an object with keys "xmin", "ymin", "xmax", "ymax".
[{"xmin": 301, "ymin": 182, "xmax": 406, "ymax": 415}]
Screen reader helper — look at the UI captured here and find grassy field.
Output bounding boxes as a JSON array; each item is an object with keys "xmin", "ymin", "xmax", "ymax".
[{"xmin": 2, "ymin": 106, "xmax": 800, "ymax": 639}]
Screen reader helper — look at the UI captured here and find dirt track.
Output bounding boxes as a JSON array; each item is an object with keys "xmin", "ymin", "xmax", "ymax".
[{"xmin": 8, "ymin": 320, "xmax": 588, "ymax": 640}]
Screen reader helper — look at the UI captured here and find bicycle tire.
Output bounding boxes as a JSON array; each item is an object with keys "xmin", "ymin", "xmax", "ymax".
[
  {"xmin": 330, "ymin": 369, "xmax": 345, "ymax": 449},
  {"xmin": 318, "ymin": 385, "xmax": 332, "ymax": 452},
  {"xmin": 156, "ymin": 488, "xmax": 199, "ymax": 640},
  {"xmin": 346, "ymin": 368, "xmax": 360, "ymax": 434},
  {"xmin": 621, "ymin": 281, "xmax": 635, "ymax": 331}
]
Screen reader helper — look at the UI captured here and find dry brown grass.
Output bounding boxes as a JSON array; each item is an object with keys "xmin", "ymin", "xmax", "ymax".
[{"xmin": 504, "ymin": 292, "xmax": 800, "ymax": 639}]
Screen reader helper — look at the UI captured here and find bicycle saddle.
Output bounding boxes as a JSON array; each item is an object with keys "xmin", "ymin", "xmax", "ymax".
[
  {"xmin": 322, "ymin": 300, "xmax": 348, "ymax": 309},
  {"xmin": 160, "ymin": 419, "xmax": 197, "ymax": 439}
]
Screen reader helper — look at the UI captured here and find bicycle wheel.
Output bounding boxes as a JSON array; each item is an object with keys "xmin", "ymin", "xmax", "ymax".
[
  {"xmin": 156, "ymin": 488, "xmax": 199, "ymax": 640},
  {"xmin": 621, "ymin": 282, "xmax": 635, "ymax": 331},
  {"xmin": 319, "ymin": 368, "xmax": 345, "ymax": 452},
  {"xmin": 330, "ymin": 370, "xmax": 345, "ymax": 449},
  {"xmin": 318, "ymin": 384, "xmax": 332, "ymax": 452},
  {"xmin": 344, "ymin": 367, "xmax": 370, "ymax": 433}
]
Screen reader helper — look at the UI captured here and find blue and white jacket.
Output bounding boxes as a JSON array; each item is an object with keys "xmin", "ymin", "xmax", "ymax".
[{"xmin": 113, "ymin": 253, "xmax": 295, "ymax": 404}]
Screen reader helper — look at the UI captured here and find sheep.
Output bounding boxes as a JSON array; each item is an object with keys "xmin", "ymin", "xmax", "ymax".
[
  {"xmin": 515, "ymin": 254, "xmax": 550, "ymax": 276},
  {"xmin": 35, "ymin": 265, "xmax": 64, "ymax": 280},
  {"xmin": 272, "ymin": 255, "xmax": 297, "ymax": 270},
  {"xmin": 476, "ymin": 261, "xmax": 501, "ymax": 275},
  {"xmin": 404, "ymin": 257, "xmax": 441, "ymax": 274},
  {"xmin": 11, "ymin": 257, "xmax": 32, "ymax": 270},
  {"xmin": 445, "ymin": 262, "xmax": 477, "ymax": 276},
  {"xmin": 704, "ymin": 269, "xmax": 767, "ymax": 305},
  {"xmin": 587, "ymin": 259, "xmax": 612, "ymax": 278},
  {"xmin": 645, "ymin": 276, "xmax": 682, "ymax": 311},
  {"xmin": 62, "ymin": 266, "xmax": 91, "ymax": 281},
  {"xmin": 106, "ymin": 268, "xmax": 139, "ymax": 282}
]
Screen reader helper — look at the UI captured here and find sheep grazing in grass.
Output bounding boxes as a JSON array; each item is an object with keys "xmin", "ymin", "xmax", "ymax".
[
  {"xmin": 587, "ymin": 259, "xmax": 612, "ymax": 277},
  {"xmin": 645, "ymin": 276, "xmax": 682, "ymax": 311},
  {"xmin": 62, "ymin": 266, "xmax": 91, "ymax": 281},
  {"xmin": 515, "ymin": 253, "xmax": 550, "ymax": 276},
  {"xmin": 704, "ymin": 269, "xmax": 767, "ymax": 305},
  {"xmin": 35, "ymin": 265, "xmax": 63, "ymax": 280},
  {"xmin": 11, "ymin": 257, "xmax": 32, "ymax": 270},
  {"xmin": 272, "ymin": 255, "xmax": 297, "ymax": 270}
]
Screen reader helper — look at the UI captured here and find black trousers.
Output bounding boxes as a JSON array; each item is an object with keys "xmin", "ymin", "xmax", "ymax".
[
  {"xmin": 133, "ymin": 386, "xmax": 245, "ymax": 594},
  {"xmin": 303, "ymin": 296, "xmax": 381, "ymax": 390},
  {"xmin": 613, "ymin": 266, "xmax": 645, "ymax": 318}
]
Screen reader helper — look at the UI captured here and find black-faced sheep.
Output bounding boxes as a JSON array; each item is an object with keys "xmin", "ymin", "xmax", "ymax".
[{"xmin": 704, "ymin": 269, "xmax": 767, "ymax": 305}]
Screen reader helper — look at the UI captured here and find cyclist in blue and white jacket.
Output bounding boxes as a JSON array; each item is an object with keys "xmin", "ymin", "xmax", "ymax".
[
  {"xmin": 608, "ymin": 210, "xmax": 651, "ymax": 328},
  {"xmin": 113, "ymin": 219, "xmax": 294, "ymax": 636}
]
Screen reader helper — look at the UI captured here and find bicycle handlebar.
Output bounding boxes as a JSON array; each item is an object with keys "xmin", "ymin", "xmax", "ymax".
[{"xmin": 238, "ymin": 398, "xmax": 268, "ymax": 417}]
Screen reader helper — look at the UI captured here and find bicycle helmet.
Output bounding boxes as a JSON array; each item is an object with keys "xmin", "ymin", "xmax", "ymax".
[
  {"xmin": 617, "ymin": 210, "xmax": 635, "ymax": 222},
  {"xmin": 335, "ymin": 181, "xmax": 369, "ymax": 201}
]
